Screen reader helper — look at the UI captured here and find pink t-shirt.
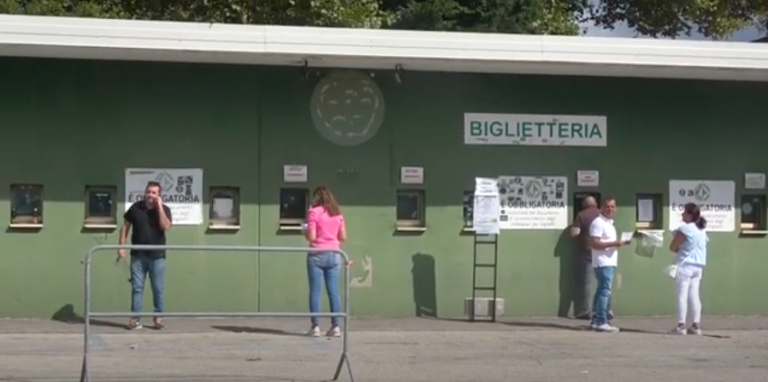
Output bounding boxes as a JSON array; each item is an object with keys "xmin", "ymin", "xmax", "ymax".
[{"xmin": 307, "ymin": 205, "xmax": 344, "ymax": 249}]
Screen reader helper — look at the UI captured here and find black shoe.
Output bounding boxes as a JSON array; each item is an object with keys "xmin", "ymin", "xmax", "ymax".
[{"xmin": 574, "ymin": 313, "xmax": 592, "ymax": 320}]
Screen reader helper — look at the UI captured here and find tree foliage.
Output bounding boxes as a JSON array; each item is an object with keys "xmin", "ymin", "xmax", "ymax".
[
  {"xmin": 0, "ymin": 0, "xmax": 123, "ymax": 17},
  {"xmin": 0, "ymin": 0, "xmax": 766, "ymax": 39},
  {"xmin": 587, "ymin": 0, "xmax": 768, "ymax": 39},
  {"xmin": 0, "ymin": 0, "xmax": 393, "ymax": 27},
  {"xmin": 382, "ymin": 0, "xmax": 582, "ymax": 35}
]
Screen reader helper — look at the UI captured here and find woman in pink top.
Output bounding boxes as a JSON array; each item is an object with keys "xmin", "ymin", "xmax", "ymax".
[{"xmin": 304, "ymin": 185, "xmax": 347, "ymax": 337}]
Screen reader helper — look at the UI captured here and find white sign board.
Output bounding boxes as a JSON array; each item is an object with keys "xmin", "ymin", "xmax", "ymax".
[
  {"xmin": 464, "ymin": 113, "xmax": 607, "ymax": 146},
  {"xmin": 400, "ymin": 166, "xmax": 424, "ymax": 184},
  {"xmin": 745, "ymin": 173, "xmax": 765, "ymax": 189},
  {"xmin": 125, "ymin": 168, "xmax": 204, "ymax": 225},
  {"xmin": 669, "ymin": 180, "xmax": 735, "ymax": 232},
  {"xmin": 497, "ymin": 176, "xmax": 568, "ymax": 229},
  {"xmin": 283, "ymin": 165, "xmax": 307, "ymax": 182},
  {"xmin": 472, "ymin": 177, "xmax": 500, "ymax": 234},
  {"xmin": 577, "ymin": 170, "xmax": 600, "ymax": 187}
]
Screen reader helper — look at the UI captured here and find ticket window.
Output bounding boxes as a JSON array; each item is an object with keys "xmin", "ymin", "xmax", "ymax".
[
  {"xmin": 635, "ymin": 193, "xmax": 663, "ymax": 229},
  {"xmin": 278, "ymin": 187, "xmax": 309, "ymax": 231},
  {"xmin": 395, "ymin": 189, "xmax": 426, "ymax": 232},
  {"xmin": 573, "ymin": 192, "xmax": 601, "ymax": 219},
  {"xmin": 209, "ymin": 186, "xmax": 241, "ymax": 230},
  {"xmin": 740, "ymin": 194, "xmax": 768, "ymax": 235},
  {"xmin": 462, "ymin": 190, "xmax": 474, "ymax": 231},
  {"xmin": 10, "ymin": 184, "xmax": 44, "ymax": 229},
  {"xmin": 84, "ymin": 185, "xmax": 118, "ymax": 229}
]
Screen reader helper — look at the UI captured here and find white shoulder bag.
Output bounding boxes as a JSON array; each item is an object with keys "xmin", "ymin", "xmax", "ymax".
[
  {"xmin": 663, "ymin": 253, "xmax": 691, "ymax": 279},
  {"xmin": 664, "ymin": 226, "xmax": 707, "ymax": 279}
]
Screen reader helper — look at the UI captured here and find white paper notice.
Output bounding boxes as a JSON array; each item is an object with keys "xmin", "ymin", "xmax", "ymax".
[
  {"xmin": 497, "ymin": 176, "xmax": 568, "ymax": 230},
  {"xmin": 577, "ymin": 170, "xmax": 599, "ymax": 187},
  {"xmin": 283, "ymin": 165, "xmax": 308, "ymax": 183},
  {"xmin": 124, "ymin": 168, "xmax": 203, "ymax": 225},
  {"xmin": 212, "ymin": 198, "xmax": 233, "ymax": 219},
  {"xmin": 637, "ymin": 199, "xmax": 654, "ymax": 222},
  {"xmin": 472, "ymin": 177, "xmax": 500, "ymax": 235},
  {"xmin": 621, "ymin": 232, "xmax": 634, "ymax": 242},
  {"xmin": 401, "ymin": 167, "xmax": 424, "ymax": 184},
  {"xmin": 669, "ymin": 180, "xmax": 735, "ymax": 232},
  {"xmin": 745, "ymin": 173, "xmax": 766, "ymax": 189}
]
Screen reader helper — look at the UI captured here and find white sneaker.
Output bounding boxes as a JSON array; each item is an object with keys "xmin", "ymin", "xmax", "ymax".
[
  {"xmin": 127, "ymin": 319, "xmax": 142, "ymax": 330},
  {"xmin": 593, "ymin": 323, "xmax": 620, "ymax": 333},
  {"xmin": 670, "ymin": 326, "xmax": 687, "ymax": 335},
  {"xmin": 306, "ymin": 326, "xmax": 321, "ymax": 337},
  {"xmin": 326, "ymin": 326, "xmax": 341, "ymax": 338},
  {"xmin": 687, "ymin": 327, "xmax": 702, "ymax": 336}
]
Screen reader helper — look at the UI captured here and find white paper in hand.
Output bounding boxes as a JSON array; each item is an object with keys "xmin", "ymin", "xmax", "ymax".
[{"xmin": 621, "ymin": 232, "xmax": 634, "ymax": 242}]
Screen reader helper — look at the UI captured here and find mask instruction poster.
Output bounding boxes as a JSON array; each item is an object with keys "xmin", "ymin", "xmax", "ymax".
[
  {"xmin": 669, "ymin": 180, "xmax": 734, "ymax": 232},
  {"xmin": 497, "ymin": 176, "xmax": 568, "ymax": 229},
  {"xmin": 125, "ymin": 168, "xmax": 204, "ymax": 225}
]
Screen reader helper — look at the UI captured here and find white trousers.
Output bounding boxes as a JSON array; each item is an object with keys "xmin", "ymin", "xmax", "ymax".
[{"xmin": 675, "ymin": 264, "xmax": 703, "ymax": 324}]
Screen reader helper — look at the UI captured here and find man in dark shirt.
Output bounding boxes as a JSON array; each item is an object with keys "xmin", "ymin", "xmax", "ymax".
[
  {"xmin": 569, "ymin": 196, "xmax": 613, "ymax": 320},
  {"xmin": 118, "ymin": 181, "xmax": 173, "ymax": 330}
]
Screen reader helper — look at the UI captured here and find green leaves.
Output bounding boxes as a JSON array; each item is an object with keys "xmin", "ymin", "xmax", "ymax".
[
  {"xmin": 588, "ymin": 0, "xmax": 768, "ymax": 39},
  {"xmin": 0, "ymin": 0, "xmax": 123, "ymax": 17},
  {"xmin": 385, "ymin": 0, "xmax": 581, "ymax": 35}
]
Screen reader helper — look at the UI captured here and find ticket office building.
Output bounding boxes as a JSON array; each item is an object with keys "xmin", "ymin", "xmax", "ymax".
[{"xmin": 0, "ymin": 55, "xmax": 767, "ymax": 319}]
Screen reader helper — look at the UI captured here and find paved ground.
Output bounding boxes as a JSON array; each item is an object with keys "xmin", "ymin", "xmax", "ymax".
[{"xmin": 2, "ymin": 316, "xmax": 768, "ymax": 382}]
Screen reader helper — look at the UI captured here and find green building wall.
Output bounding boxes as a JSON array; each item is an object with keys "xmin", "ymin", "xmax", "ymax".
[{"xmin": 0, "ymin": 57, "xmax": 766, "ymax": 319}]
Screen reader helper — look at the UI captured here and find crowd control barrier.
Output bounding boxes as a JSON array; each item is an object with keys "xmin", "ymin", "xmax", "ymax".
[{"xmin": 79, "ymin": 244, "xmax": 354, "ymax": 382}]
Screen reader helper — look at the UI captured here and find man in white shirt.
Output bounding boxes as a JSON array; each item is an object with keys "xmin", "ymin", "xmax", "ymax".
[{"xmin": 588, "ymin": 196, "xmax": 630, "ymax": 333}]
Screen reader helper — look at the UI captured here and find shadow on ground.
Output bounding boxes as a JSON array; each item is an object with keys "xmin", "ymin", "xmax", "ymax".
[
  {"xmin": 8, "ymin": 376, "xmax": 309, "ymax": 382},
  {"xmin": 502, "ymin": 319, "xmax": 590, "ymax": 332},
  {"xmin": 409, "ymin": 315, "xmax": 589, "ymax": 331},
  {"xmin": 51, "ymin": 303, "xmax": 127, "ymax": 329},
  {"xmin": 412, "ymin": 315, "xmax": 730, "ymax": 338},
  {"xmin": 619, "ymin": 327, "xmax": 730, "ymax": 339},
  {"xmin": 212, "ymin": 325, "xmax": 306, "ymax": 337}
]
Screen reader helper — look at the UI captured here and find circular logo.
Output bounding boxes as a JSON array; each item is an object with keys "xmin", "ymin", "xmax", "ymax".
[
  {"xmin": 742, "ymin": 202, "xmax": 753, "ymax": 215},
  {"xmin": 310, "ymin": 71, "xmax": 385, "ymax": 146}
]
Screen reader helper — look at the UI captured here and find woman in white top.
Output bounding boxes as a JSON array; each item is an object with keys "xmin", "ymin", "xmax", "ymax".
[{"xmin": 668, "ymin": 202, "xmax": 708, "ymax": 335}]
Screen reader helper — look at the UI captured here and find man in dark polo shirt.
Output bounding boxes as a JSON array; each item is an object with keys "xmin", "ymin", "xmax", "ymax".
[
  {"xmin": 118, "ymin": 181, "xmax": 173, "ymax": 330},
  {"xmin": 569, "ymin": 196, "xmax": 613, "ymax": 320}
]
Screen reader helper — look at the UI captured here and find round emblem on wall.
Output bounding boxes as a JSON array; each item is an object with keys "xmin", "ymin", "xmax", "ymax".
[{"xmin": 310, "ymin": 70, "xmax": 385, "ymax": 146}]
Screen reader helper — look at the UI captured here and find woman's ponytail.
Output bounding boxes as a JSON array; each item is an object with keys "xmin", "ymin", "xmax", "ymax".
[
  {"xmin": 684, "ymin": 202, "xmax": 706, "ymax": 230},
  {"xmin": 695, "ymin": 216, "xmax": 707, "ymax": 230}
]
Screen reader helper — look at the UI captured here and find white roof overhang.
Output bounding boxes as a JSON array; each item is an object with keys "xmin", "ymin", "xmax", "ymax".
[{"xmin": 0, "ymin": 15, "xmax": 766, "ymax": 82}]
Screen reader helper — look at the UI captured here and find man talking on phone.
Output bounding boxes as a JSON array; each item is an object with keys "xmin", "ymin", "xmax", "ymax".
[{"xmin": 118, "ymin": 181, "xmax": 173, "ymax": 330}]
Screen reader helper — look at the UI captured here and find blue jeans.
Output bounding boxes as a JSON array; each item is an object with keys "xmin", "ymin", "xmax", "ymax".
[
  {"xmin": 130, "ymin": 255, "xmax": 166, "ymax": 318},
  {"xmin": 307, "ymin": 251, "xmax": 342, "ymax": 327},
  {"xmin": 591, "ymin": 266, "xmax": 614, "ymax": 326}
]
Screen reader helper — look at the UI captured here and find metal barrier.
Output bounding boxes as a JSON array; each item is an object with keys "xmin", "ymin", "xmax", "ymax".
[{"xmin": 80, "ymin": 244, "xmax": 354, "ymax": 382}]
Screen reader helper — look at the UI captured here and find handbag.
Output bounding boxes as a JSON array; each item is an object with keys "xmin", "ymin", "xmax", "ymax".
[
  {"xmin": 663, "ymin": 254, "xmax": 691, "ymax": 279},
  {"xmin": 663, "ymin": 263, "xmax": 680, "ymax": 279}
]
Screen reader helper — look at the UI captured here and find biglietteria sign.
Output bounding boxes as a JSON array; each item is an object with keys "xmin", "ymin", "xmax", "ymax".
[{"xmin": 464, "ymin": 113, "xmax": 607, "ymax": 147}]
